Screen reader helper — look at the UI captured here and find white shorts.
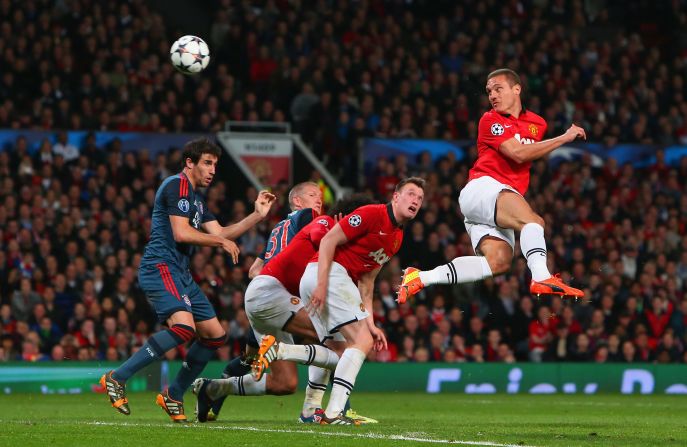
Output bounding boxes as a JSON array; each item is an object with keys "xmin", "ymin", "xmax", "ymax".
[
  {"xmin": 299, "ymin": 262, "xmax": 369, "ymax": 343},
  {"xmin": 459, "ymin": 175, "xmax": 518, "ymax": 252},
  {"xmin": 244, "ymin": 275, "xmax": 303, "ymax": 344}
]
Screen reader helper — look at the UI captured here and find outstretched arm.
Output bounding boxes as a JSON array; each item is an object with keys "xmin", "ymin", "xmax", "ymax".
[
  {"xmin": 499, "ymin": 124, "xmax": 586, "ymax": 164},
  {"xmin": 170, "ymin": 216, "xmax": 239, "ymax": 263},
  {"xmin": 218, "ymin": 190, "xmax": 276, "ymax": 239}
]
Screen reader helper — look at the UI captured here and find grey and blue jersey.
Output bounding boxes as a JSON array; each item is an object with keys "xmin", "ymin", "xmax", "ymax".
[
  {"xmin": 140, "ymin": 173, "xmax": 216, "ymax": 271},
  {"xmin": 260, "ymin": 208, "xmax": 316, "ymax": 264}
]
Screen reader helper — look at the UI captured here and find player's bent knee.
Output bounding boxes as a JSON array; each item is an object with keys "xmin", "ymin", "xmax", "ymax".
[
  {"xmin": 266, "ymin": 375, "xmax": 298, "ymax": 395},
  {"xmin": 354, "ymin": 330, "xmax": 374, "ymax": 354},
  {"xmin": 169, "ymin": 323, "xmax": 196, "ymax": 342},
  {"xmin": 486, "ymin": 251, "xmax": 513, "ymax": 276},
  {"xmin": 528, "ymin": 214, "xmax": 545, "ymax": 228}
]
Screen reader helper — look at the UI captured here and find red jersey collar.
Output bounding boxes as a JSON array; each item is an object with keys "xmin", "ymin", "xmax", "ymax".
[
  {"xmin": 386, "ymin": 202, "xmax": 401, "ymax": 228},
  {"xmin": 498, "ymin": 106, "xmax": 527, "ymax": 119}
]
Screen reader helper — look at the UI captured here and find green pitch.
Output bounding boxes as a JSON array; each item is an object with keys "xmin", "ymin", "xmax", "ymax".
[{"xmin": 1, "ymin": 392, "xmax": 686, "ymax": 446}]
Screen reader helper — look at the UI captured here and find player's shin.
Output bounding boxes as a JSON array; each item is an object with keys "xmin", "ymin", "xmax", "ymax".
[
  {"xmin": 325, "ymin": 348, "xmax": 366, "ymax": 419},
  {"xmin": 419, "ymin": 256, "xmax": 492, "ymax": 286},
  {"xmin": 168, "ymin": 335, "xmax": 225, "ymax": 401},
  {"xmin": 222, "ymin": 353, "xmax": 253, "ymax": 378},
  {"xmin": 206, "ymin": 373, "xmax": 267, "ymax": 399},
  {"xmin": 278, "ymin": 343, "xmax": 340, "ymax": 369},
  {"xmin": 113, "ymin": 324, "xmax": 195, "ymax": 382},
  {"xmin": 302, "ymin": 366, "xmax": 330, "ymax": 417},
  {"xmin": 520, "ymin": 223, "xmax": 551, "ymax": 281}
]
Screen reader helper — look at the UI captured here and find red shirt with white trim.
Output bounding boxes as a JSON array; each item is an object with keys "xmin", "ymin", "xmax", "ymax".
[
  {"xmin": 261, "ymin": 216, "xmax": 335, "ymax": 296},
  {"xmin": 312, "ymin": 204, "xmax": 404, "ymax": 283},
  {"xmin": 468, "ymin": 109, "xmax": 547, "ymax": 195}
]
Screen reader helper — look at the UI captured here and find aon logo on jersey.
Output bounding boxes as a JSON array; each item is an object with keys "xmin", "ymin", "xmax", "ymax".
[
  {"xmin": 369, "ymin": 248, "xmax": 390, "ymax": 265},
  {"xmin": 514, "ymin": 133, "xmax": 535, "ymax": 145}
]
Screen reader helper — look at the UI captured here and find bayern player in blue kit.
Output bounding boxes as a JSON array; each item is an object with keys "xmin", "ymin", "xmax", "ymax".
[{"xmin": 100, "ymin": 138, "xmax": 275, "ymax": 422}]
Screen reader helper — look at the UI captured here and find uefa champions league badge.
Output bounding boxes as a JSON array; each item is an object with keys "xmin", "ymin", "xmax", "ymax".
[
  {"xmin": 178, "ymin": 198, "xmax": 190, "ymax": 212},
  {"xmin": 348, "ymin": 214, "xmax": 362, "ymax": 227},
  {"xmin": 490, "ymin": 123, "xmax": 505, "ymax": 136},
  {"xmin": 317, "ymin": 218, "xmax": 329, "ymax": 226}
]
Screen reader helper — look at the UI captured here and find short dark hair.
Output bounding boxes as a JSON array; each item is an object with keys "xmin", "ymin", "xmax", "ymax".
[
  {"xmin": 181, "ymin": 138, "xmax": 221, "ymax": 168},
  {"xmin": 328, "ymin": 194, "xmax": 377, "ymax": 217},
  {"xmin": 395, "ymin": 176, "xmax": 426, "ymax": 193},
  {"xmin": 487, "ymin": 68, "xmax": 521, "ymax": 87}
]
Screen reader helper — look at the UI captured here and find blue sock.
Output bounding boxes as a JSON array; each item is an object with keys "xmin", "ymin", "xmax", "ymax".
[
  {"xmin": 222, "ymin": 354, "xmax": 252, "ymax": 378},
  {"xmin": 168, "ymin": 336, "xmax": 224, "ymax": 401},
  {"xmin": 112, "ymin": 324, "xmax": 194, "ymax": 382}
]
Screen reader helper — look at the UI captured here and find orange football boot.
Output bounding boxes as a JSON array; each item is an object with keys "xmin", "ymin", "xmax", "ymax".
[
  {"xmin": 396, "ymin": 267, "xmax": 424, "ymax": 304},
  {"xmin": 530, "ymin": 274, "xmax": 584, "ymax": 298}
]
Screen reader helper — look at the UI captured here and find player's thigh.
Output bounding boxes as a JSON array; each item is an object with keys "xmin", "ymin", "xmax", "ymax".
[
  {"xmin": 312, "ymin": 263, "xmax": 369, "ymax": 345},
  {"xmin": 139, "ymin": 264, "xmax": 192, "ymax": 324},
  {"xmin": 265, "ymin": 360, "xmax": 298, "ymax": 395},
  {"xmin": 185, "ymin": 279, "xmax": 219, "ymax": 329},
  {"xmin": 459, "ymin": 176, "xmax": 514, "ymax": 227},
  {"xmin": 324, "ymin": 339, "xmax": 348, "ymax": 357},
  {"xmin": 477, "ymin": 236, "xmax": 514, "ymax": 275},
  {"xmin": 244, "ymin": 275, "xmax": 305, "ymax": 338},
  {"xmin": 283, "ymin": 308, "xmax": 319, "ymax": 342},
  {"xmin": 167, "ymin": 310, "xmax": 195, "ymax": 328},
  {"xmin": 465, "ymin": 220, "xmax": 515, "ymax": 257},
  {"xmin": 299, "ymin": 263, "xmax": 318, "ymax": 303},
  {"xmin": 495, "ymin": 190, "xmax": 544, "ymax": 231}
]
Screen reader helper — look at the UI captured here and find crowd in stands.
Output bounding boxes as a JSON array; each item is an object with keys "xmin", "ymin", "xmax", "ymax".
[
  {"xmin": 2, "ymin": 133, "xmax": 687, "ymax": 365},
  {"xmin": 1, "ymin": 1, "xmax": 686, "ymax": 183},
  {"xmin": 1, "ymin": 0, "xmax": 687, "ymax": 365}
]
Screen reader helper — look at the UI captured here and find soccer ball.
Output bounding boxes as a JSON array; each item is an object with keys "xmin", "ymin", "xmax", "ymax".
[{"xmin": 170, "ymin": 35, "xmax": 210, "ymax": 75}]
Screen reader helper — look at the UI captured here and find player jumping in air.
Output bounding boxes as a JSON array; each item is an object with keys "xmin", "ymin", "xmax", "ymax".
[
  {"xmin": 397, "ymin": 68, "xmax": 586, "ymax": 305},
  {"xmin": 100, "ymin": 138, "xmax": 275, "ymax": 422}
]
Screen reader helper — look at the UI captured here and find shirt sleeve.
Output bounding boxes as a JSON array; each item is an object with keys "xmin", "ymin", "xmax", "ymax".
[
  {"xmin": 199, "ymin": 198, "xmax": 216, "ymax": 223},
  {"xmin": 258, "ymin": 245, "xmax": 267, "ymax": 260},
  {"xmin": 338, "ymin": 205, "xmax": 377, "ymax": 242},
  {"xmin": 161, "ymin": 179, "xmax": 190, "ymax": 218},
  {"xmin": 478, "ymin": 114, "xmax": 512, "ymax": 152},
  {"xmin": 309, "ymin": 216, "xmax": 334, "ymax": 247}
]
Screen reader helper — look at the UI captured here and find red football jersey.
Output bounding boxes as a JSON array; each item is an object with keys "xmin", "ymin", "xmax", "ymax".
[
  {"xmin": 468, "ymin": 109, "xmax": 547, "ymax": 195},
  {"xmin": 312, "ymin": 204, "xmax": 404, "ymax": 283},
  {"xmin": 261, "ymin": 215, "xmax": 334, "ymax": 295}
]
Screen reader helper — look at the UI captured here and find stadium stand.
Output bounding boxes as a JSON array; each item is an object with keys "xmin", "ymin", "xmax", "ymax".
[{"xmin": 1, "ymin": 0, "xmax": 686, "ymax": 365}]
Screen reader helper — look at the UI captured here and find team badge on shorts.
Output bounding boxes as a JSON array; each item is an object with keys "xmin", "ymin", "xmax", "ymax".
[
  {"xmin": 182, "ymin": 294, "xmax": 192, "ymax": 307},
  {"xmin": 490, "ymin": 123, "xmax": 504, "ymax": 136},
  {"xmin": 360, "ymin": 303, "xmax": 366, "ymax": 312},
  {"xmin": 290, "ymin": 297, "xmax": 300, "ymax": 305},
  {"xmin": 348, "ymin": 214, "xmax": 362, "ymax": 227},
  {"xmin": 178, "ymin": 198, "xmax": 190, "ymax": 212}
]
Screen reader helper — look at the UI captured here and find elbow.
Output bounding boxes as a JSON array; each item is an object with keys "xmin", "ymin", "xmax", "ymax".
[
  {"xmin": 172, "ymin": 231, "xmax": 186, "ymax": 243},
  {"xmin": 509, "ymin": 150, "xmax": 528, "ymax": 164}
]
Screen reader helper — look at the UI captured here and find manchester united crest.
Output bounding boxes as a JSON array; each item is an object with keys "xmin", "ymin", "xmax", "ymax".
[
  {"xmin": 529, "ymin": 124, "xmax": 538, "ymax": 137},
  {"xmin": 290, "ymin": 297, "xmax": 300, "ymax": 305},
  {"xmin": 359, "ymin": 303, "xmax": 366, "ymax": 312}
]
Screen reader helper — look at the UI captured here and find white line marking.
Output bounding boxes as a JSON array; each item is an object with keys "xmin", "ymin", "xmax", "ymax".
[
  {"xmin": 2, "ymin": 420, "xmax": 538, "ymax": 447},
  {"xmin": 87, "ymin": 421, "xmax": 537, "ymax": 446}
]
